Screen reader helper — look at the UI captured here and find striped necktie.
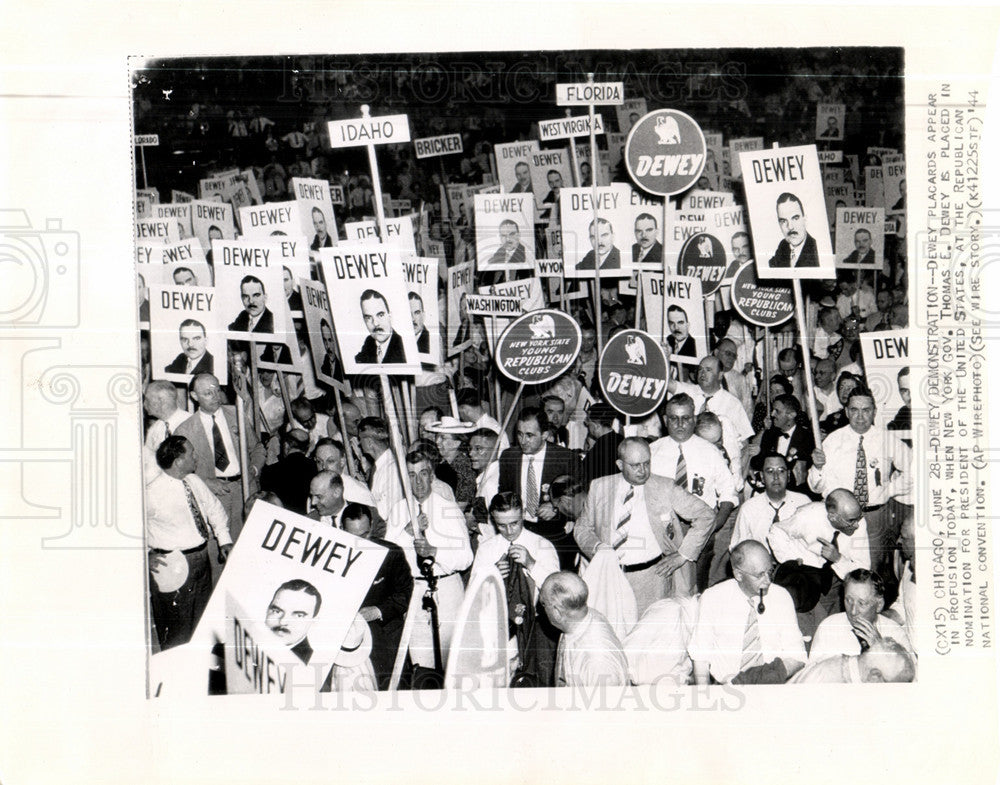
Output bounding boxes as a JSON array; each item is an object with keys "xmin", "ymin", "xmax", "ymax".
[
  {"xmin": 612, "ymin": 484, "xmax": 634, "ymax": 552},
  {"xmin": 182, "ymin": 478, "xmax": 211, "ymax": 541},
  {"xmin": 739, "ymin": 602, "xmax": 765, "ymax": 672},
  {"xmin": 525, "ymin": 457, "xmax": 539, "ymax": 518},
  {"xmin": 674, "ymin": 445, "xmax": 688, "ymax": 490}
]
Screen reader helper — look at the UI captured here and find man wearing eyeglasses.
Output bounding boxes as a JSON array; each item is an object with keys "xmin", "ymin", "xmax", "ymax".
[
  {"xmin": 808, "ymin": 387, "xmax": 912, "ymax": 597},
  {"xmin": 688, "ymin": 540, "xmax": 806, "ymax": 685},
  {"xmin": 731, "ymin": 453, "xmax": 811, "ymax": 549},
  {"xmin": 768, "ymin": 488, "xmax": 871, "ymax": 636},
  {"xmin": 649, "ymin": 393, "xmax": 738, "ymax": 592}
]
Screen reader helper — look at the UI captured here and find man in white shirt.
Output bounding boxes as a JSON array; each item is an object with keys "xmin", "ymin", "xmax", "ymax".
[
  {"xmin": 732, "ymin": 453, "xmax": 811, "ymax": 549},
  {"xmin": 650, "ymin": 394, "xmax": 738, "ymax": 591},
  {"xmin": 809, "ymin": 387, "xmax": 912, "ymax": 589},
  {"xmin": 386, "ymin": 447, "xmax": 472, "ymax": 670},
  {"xmin": 809, "ymin": 568, "xmax": 913, "ymax": 663},
  {"xmin": 359, "ymin": 417, "xmax": 404, "ymax": 522},
  {"xmin": 714, "ymin": 338, "xmax": 754, "ymax": 419},
  {"xmin": 812, "ymin": 357, "xmax": 840, "ymax": 420},
  {"xmin": 836, "ymin": 273, "xmax": 877, "ymax": 320},
  {"xmin": 289, "ymin": 396, "xmax": 335, "ymax": 454},
  {"xmin": 812, "ymin": 306, "xmax": 843, "ymax": 363},
  {"xmin": 142, "ymin": 380, "xmax": 190, "ymax": 484},
  {"xmin": 145, "ymin": 436, "xmax": 232, "ymax": 650},
  {"xmin": 541, "ymin": 571, "xmax": 629, "ymax": 687},
  {"xmin": 688, "ymin": 540, "xmax": 806, "ymax": 684}
]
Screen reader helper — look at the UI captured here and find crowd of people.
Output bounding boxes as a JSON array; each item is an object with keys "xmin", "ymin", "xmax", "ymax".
[{"xmin": 138, "ymin": 51, "xmax": 916, "ymax": 691}]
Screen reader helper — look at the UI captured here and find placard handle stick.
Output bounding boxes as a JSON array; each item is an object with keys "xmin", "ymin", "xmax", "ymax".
[
  {"xmin": 276, "ymin": 368, "xmax": 296, "ymax": 426},
  {"xmin": 763, "ymin": 326, "xmax": 772, "ymax": 417},
  {"xmin": 139, "ymin": 144, "xmax": 148, "ymax": 190},
  {"xmin": 792, "ymin": 280, "xmax": 823, "ymax": 447},
  {"xmin": 439, "ymin": 158, "xmax": 455, "ymax": 224},
  {"xmin": 388, "ymin": 589, "xmax": 423, "ymax": 691},
  {"xmin": 361, "ymin": 105, "xmax": 390, "ymax": 240},
  {"xmin": 491, "ymin": 315, "xmax": 502, "ymax": 425},
  {"xmin": 379, "ymin": 373, "xmax": 420, "ymax": 526},
  {"xmin": 634, "ymin": 273, "xmax": 643, "ymax": 329},
  {"xmin": 567, "ymin": 109, "xmax": 582, "ymax": 187},
  {"xmin": 246, "ymin": 342, "xmax": 262, "ymax": 435},
  {"xmin": 401, "ymin": 378, "xmax": 417, "ymax": 442},
  {"xmin": 587, "ymin": 73, "xmax": 604, "ymax": 353},
  {"xmin": 475, "ymin": 382, "xmax": 525, "ymax": 497},
  {"xmin": 449, "ymin": 386, "xmax": 461, "ymax": 419},
  {"xmin": 235, "ymin": 385, "xmax": 251, "ymax": 503},
  {"xmin": 331, "ymin": 386, "xmax": 359, "ymax": 479}
]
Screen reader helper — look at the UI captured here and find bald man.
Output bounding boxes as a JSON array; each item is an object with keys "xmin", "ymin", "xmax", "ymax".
[
  {"xmin": 541, "ymin": 571, "xmax": 629, "ymax": 687},
  {"xmin": 688, "ymin": 540, "xmax": 806, "ymax": 685},
  {"xmin": 789, "ymin": 638, "xmax": 915, "ymax": 683}
]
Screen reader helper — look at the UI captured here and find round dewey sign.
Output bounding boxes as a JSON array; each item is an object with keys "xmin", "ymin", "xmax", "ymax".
[
  {"xmin": 598, "ymin": 329, "xmax": 668, "ymax": 417},
  {"xmin": 624, "ymin": 109, "xmax": 707, "ymax": 196},
  {"xmin": 678, "ymin": 232, "xmax": 728, "ymax": 297},
  {"xmin": 731, "ymin": 261, "xmax": 795, "ymax": 327},
  {"xmin": 495, "ymin": 309, "xmax": 582, "ymax": 384}
]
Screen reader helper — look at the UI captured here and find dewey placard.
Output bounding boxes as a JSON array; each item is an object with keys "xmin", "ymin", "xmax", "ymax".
[
  {"xmin": 495, "ymin": 309, "xmax": 581, "ymax": 384},
  {"xmin": 327, "ymin": 114, "xmax": 411, "ymax": 148},
  {"xmin": 598, "ymin": 329, "xmax": 668, "ymax": 417},
  {"xmin": 625, "ymin": 109, "xmax": 706, "ymax": 196}
]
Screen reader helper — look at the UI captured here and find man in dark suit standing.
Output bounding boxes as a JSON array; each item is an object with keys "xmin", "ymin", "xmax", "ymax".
[
  {"xmin": 164, "ymin": 318, "xmax": 214, "ymax": 376},
  {"xmin": 487, "ymin": 219, "xmax": 527, "ymax": 267},
  {"xmin": 755, "ymin": 394, "xmax": 815, "ymax": 494},
  {"xmin": 498, "ymin": 407, "xmax": 581, "ymax": 570},
  {"xmin": 354, "ymin": 289, "xmax": 406, "ymax": 364},
  {"xmin": 578, "ymin": 217, "xmax": 621, "ymax": 271},
  {"xmin": 631, "ymin": 212, "xmax": 663, "ymax": 268},
  {"xmin": 341, "ymin": 502, "xmax": 413, "ymax": 690},
  {"xmin": 768, "ymin": 193, "xmax": 819, "ymax": 269},
  {"xmin": 259, "ymin": 428, "xmax": 317, "ymax": 514}
]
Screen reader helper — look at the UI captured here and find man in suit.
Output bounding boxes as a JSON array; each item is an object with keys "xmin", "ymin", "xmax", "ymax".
[
  {"xmin": 408, "ymin": 291, "xmax": 430, "ymax": 354},
  {"xmin": 307, "ymin": 471, "xmax": 348, "ymax": 528},
  {"xmin": 174, "ymin": 373, "xmax": 265, "ymax": 542},
  {"xmin": 768, "ymin": 192, "xmax": 819, "ymax": 269},
  {"xmin": 841, "ymin": 228, "xmax": 876, "ymax": 267},
  {"xmin": 259, "ymin": 428, "xmax": 317, "ymax": 515},
  {"xmin": 575, "ymin": 437, "xmax": 716, "ymax": 612},
  {"xmin": 579, "ymin": 402, "xmax": 622, "ymax": 487},
  {"xmin": 509, "ymin": 161, "xmax": 532, "ymax": 193},
  {"xmin": 228, "ymin": 274, "xmax": 292, "ymax": 364},
  {"xmin": 578, "ymin": 217, "xmax": 621, "ymax": 271},
  {"xmin": 665, "ymin": 305, "xmax": 696, "ymax": 357},
  {"xmin": 487, "ymin": 219, "xmax": 527, "ymax": 267},
  {"xmin": 265, "ymin": 579, "xmax": 322, "ymax": 665},
  {"xmin": 354, "ymin": 289, "xmax": 406, "ymax": 364},
  {"xmin": 341, "ymin": 502, "xmax": 413, "ymax": 690},
  {"xmin": 631, "ymin": 212, "xmax": 663, "ymax": 268},
  {"xmin": 756, "ymin": 393, "xmax": 815, "ymax": 492},
  {"xmin": 164, "ymin": 319, "xmax": 215, "ymax": 376},
  {"xmin": 498, "ymin": 407, "xmax": 581, "ymax": 570}
]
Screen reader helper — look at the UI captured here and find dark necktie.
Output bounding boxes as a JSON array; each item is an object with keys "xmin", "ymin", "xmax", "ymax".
[
  {"xmin": 701, "ymin": 394, "xmax": 713, "ymax": 414},
  {"xmin": 612, "ymin": 484, "xmax": 634, "ymax": 552},
  {"xmin": 212, "ymin": 416, "xmax": 228, "ymax": 472},
  {"xmin": 163, "ymin": 421, "xmax": 171, "ymax": 439},
  {"xmin": 182, "ymin": 478, "xmax": 211, "ymax": 541},
  {"xmin": 721, "ymin": 375, "xmax": 729, "ymax": 392},
  {"xmin": 674, "ymin": 445, "xmax": 687, "ymax": 490},
  {"xmin": 769, "ymin": 501, "xmax": 784, "ymax": 525}
]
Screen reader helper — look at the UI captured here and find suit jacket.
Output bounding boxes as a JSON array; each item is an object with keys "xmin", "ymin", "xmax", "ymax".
[
  {"xmin": 578, "ymin": 245, "xmax": 621, "ymax": 271},
  {"xmin": 757, "ymin": 425, "xmax": 815, "ymax": 468},
  {"xmin": 842, "ymin": 248, "xmax": 875, "ymax": 267},
  {"xmin": 573, "ymin": 473, "xmax": 716, "ymax": 595},
  {"xmin": 259, "ymin": 451, "xmax": 317, "ymax": 515},
  {"xmin": 228, "ymin": 308, "xmax": 291, "ymax": 364},
  {"xmin": 354, "ymin": 331, "xmax": 406, "ymax": 364},
  {"xmin": 164, "ymin": 351, "xmax": 214, "ymax": 376},
  {"xmin": 769, "ymin": 234, "xmax": 819, "ymax": 268},
  {"xmin": 631, "ymin": 241, "xmax": 663, "ymax": 268},
  {"xmin": 498, "ymin": 443, "xmax": 579, "ymax": 537},
  {"xmin": 416, "ymin": 328, "xmax": 430, "ymax": 354},
  {"xmin": 667, "ymin": 334, "xmax": 697, "ymax": 357},
  {"xmin": 488, "ymin": 243, "xmax": 526, "ymax": 267},
  {"xmin": 174, "ymin": 405, "xmax": 266, "ymax": 489},
  {"xmin": 580, "ymin": 430, "xmax": 623, "ymax": 488},
  {"xmin": 362, "ymin": 537, "xmax": 413, "ymax": 689}
]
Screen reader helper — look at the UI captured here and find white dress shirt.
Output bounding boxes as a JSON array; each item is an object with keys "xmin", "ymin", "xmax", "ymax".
[
  {"xmin": 612, "ymin": 479, "xmax": 662, "ymax": 565},
  {"xmin": 145, "ymin": 472, "xmax": 231, "ymax": 550},
  {"xmin": 768, "ymin": 501, "xmax": 870, "ymax": 579},
  {"xmin": 687, "ymin": 578, "xmax": 806, "ymax": 683},
  {"xmin": 649, "ymin": 435, "xmax": 738, "ymax": 508},
  {"xmin": 471, "ymin": 528, "xmax": 559, "ymax": 601},
  {"xmin": 731, "ymin": 489, "xmax": 811, "ymax": 549},
  {"xmin": 808, "ymin": 424, "xmax": 912, "ymax": 507},
  {"xmin": 386, "ymin": 491, "xmax": 473, "ymax": 578},
  {"xmin": 370, "ymin": 449, "xmax": 404, "ymax": 521},
  {"xmin": 675, "ymin": 382, "xmax": 754, "ymax": 442},
  {"xmin": 808, "ymin": 612, "xmax": 913, "ymax": 663}
]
